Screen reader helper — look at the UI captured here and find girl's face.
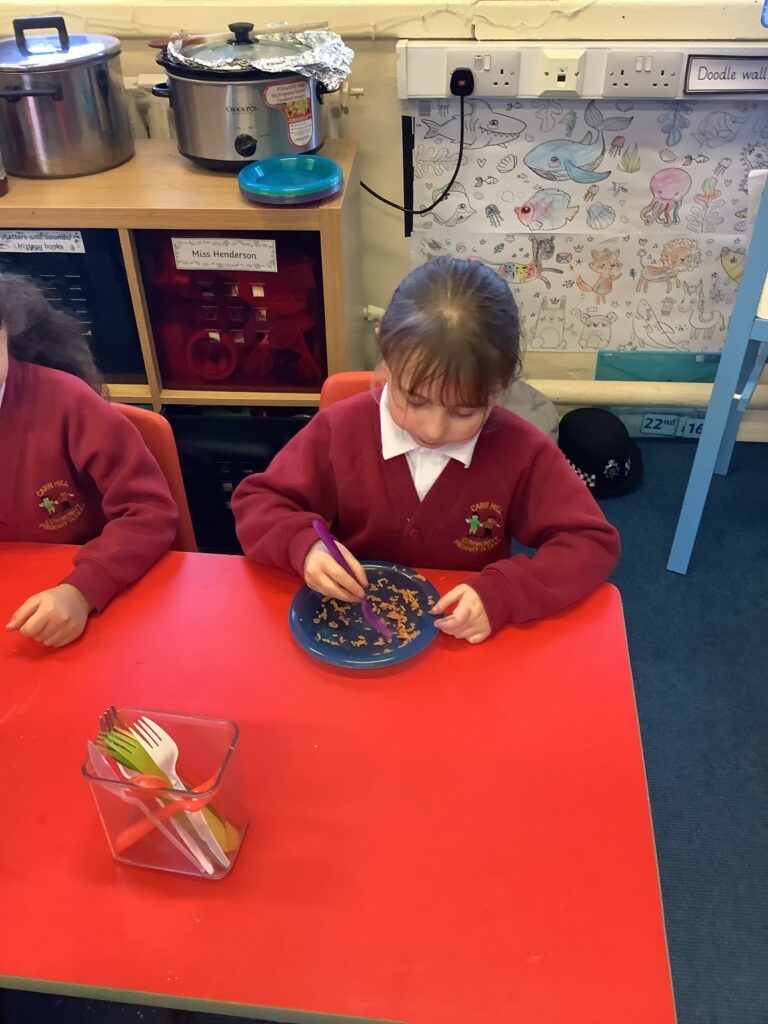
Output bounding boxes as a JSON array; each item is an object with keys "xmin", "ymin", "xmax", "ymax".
[{"xmin": 386, "ymin": 366, "xmax": 495, "ymax": 449}]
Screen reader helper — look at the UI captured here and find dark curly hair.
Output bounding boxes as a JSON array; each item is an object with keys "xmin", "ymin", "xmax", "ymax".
[
  {"xmin": 0, "ymin": 272, "xmax": 104, "ymax": 393},
  {"xmin": 378, "ymin": 256, "xmax": 521, "ymax": 409}
]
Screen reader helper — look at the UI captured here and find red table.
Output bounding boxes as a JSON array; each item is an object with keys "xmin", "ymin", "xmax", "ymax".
[{"xmin": 0, "ymin": 543, "xmax": 675, "ymax": 1024}]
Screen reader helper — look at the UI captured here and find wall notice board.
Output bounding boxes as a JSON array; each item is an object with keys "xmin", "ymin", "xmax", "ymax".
[{"xmin": 410, "ymin": 97, "xmax": 768, "ymax": 353}]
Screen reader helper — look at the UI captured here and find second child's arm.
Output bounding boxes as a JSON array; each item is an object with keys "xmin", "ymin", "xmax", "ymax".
[
  {"xmin": 7, "ymin": 390, "xmax": 179, "ymax": 646},
  {"xmin": 60, "ymin": 399, "xmax": 180, "ymax": 612}
]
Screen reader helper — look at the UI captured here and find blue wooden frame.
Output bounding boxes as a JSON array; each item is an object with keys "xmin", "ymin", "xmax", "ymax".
[{"xmin": 667, "ymin": 175, "xmax": 768, "ymax": 573}]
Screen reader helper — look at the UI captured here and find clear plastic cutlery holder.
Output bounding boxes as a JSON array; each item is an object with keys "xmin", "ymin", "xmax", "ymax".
[{"xmin": 82, "ymin": 707, "xmax": 247, "ymax": 879}]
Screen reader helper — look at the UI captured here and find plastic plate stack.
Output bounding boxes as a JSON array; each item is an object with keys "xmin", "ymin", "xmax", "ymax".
[{"xmin": 239, "ymin": 154, "xmax": 344, "ymax": 206}]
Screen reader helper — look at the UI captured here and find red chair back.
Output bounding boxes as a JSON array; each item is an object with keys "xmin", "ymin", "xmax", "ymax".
[
  {"xmin": 319, "ymin": 371, "xmax": 375, "ymax": 410},
  {"xmin": 114, "ymin": 403, "xmax": 197, "ymax": 552}
]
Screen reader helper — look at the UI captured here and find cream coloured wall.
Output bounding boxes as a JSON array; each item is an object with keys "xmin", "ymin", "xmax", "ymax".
[{"xmin": 2, "ymin": 1, "xmax": 767, "ymax": 428}]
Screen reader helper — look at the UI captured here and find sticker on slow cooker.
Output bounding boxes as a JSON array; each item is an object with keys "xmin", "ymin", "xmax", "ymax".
[
  {"xmin": 0, "ymin": 230, "xmax": 85, "ymax": 254},
  {"xmin": 263, "ymin": 80, "xmax": 313, "ymax": 148},
  {"xmin": 172, "ymin": 237, "xmax": 278, "ymax": 273}
]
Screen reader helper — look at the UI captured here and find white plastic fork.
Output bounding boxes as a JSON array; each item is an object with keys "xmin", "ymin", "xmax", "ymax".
[
  {"xmin": 99, "ymin": 710, "xmax": 214, "ymax": 875},
  {"xmin": 87, "ymin": 741, "xmax": 213, "ymax": 875},
  {"xmin": 129, "ymin": 716, "xmax": 230, "ymax": 869}
]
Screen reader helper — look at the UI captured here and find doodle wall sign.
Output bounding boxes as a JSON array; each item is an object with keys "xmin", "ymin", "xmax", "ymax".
[{"xmin": 410, "ymin": 97, "xmax": 768, "ymax": 352}]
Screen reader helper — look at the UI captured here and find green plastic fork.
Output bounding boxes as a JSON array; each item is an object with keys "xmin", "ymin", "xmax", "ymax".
[
  {"xmin": 97, "ymin": 729, "xmax": 169, "ymax": 781},
  {"xmin": 96, "ymin": 727, "xmax": 215, "ymax": 874}
]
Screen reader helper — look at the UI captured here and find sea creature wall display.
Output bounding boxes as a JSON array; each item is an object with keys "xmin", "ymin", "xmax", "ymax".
[{"xmin": 411, "ymin": 97, "xmax": 765, "ymax": 352}]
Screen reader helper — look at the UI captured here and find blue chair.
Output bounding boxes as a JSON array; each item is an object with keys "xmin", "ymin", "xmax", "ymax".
[{"xmin": 668, "ymin": 173, "xmax": 768, "ymax": 574}]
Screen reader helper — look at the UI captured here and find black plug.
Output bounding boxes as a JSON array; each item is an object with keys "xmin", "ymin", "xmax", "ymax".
[{"xmin": 449, "ymin": 68, "xmax": 474, "ymax": 96}]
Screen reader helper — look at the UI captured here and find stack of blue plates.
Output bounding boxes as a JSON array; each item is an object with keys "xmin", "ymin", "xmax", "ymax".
[{"xmin": 238, "ymin": 155, "xmax": 344, "ymax": 206}]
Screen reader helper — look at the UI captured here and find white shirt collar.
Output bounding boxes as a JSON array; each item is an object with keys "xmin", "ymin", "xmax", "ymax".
[
  {"xmin": 379, "ymin": 384, "xmax": 480, "ymax": 468},
  {"xmin": 0, "ymin": 380, "xmax": 5, "ymax": 408}
]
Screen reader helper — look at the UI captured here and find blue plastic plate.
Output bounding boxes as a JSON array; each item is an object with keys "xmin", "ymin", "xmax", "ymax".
[
  {"xmin": 238, "ymin": 155, "xmax": 344, "ymax": 206},
  {"xmin": 288, "ymin": 561, "xmax": 440, "ymax": 670}
]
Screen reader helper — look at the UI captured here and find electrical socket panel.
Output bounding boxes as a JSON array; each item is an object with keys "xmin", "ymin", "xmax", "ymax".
[
  {"xmin": 397, "ymin": 40, "xmax": 768, "ymax": 100},
  {"xmin": 442, "ymin": 46, "xmax": 521, "ymax": 96},
  {"xmin": 603, "ymin": 50, "xmax": 684, "ymax": 97}
]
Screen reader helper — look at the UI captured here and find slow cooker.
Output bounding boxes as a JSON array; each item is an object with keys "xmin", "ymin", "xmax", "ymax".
[{"xmin": 154, "ymin": 23, "xmax": 329, "ymax": 172}]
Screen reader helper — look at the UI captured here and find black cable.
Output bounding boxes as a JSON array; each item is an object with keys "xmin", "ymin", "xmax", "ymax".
[{"xmin": 360, "ymin": 93, "xmax": 466, "ymax": 216}]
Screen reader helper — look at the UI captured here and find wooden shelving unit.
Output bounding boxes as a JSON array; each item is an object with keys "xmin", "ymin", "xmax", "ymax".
[
  {"xmin": 1, "ymin": 138, "xmax": 362, "ymax": 411},
  {"xmin": 105, "ymin": 382, "xmax": 155, "ymax": 404}
]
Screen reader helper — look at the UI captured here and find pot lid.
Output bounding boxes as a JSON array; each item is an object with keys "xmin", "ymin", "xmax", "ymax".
[
  {"xmin": 158, "ymin": 22, "xmax": 354, "ymax": 92},
  {"xmin": 176, "ymin": 23, "xmax": 307, "ymax": 67},
  {"xmin": 0, "ymin": 17, "xmax": 120, "ymax": 72}
]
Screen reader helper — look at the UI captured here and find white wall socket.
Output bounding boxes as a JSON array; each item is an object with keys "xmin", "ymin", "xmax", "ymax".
[
  {"xmin": 534, "ymin": 48, "xmax": 587, "ymax": 96},
  {"xmin": 441, "ymin": 46, "xmax": 521, "ymax": 96},
  {"xmin": 603, "ymin": 50, "xmax": 684, "ymax": 97}
]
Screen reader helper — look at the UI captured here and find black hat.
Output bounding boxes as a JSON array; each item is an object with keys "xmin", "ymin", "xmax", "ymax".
[{"xmin": 558, "ymin": 408, "xmax": 643, "ymax": 498}]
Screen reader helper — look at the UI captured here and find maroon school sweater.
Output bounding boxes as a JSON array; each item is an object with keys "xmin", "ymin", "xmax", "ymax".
[
  {"xmin": 0, "ymin": 357, "xmax": 179, "ymax": 611},
  {"xmin": 232, "ymin": 392, "xmax": 620, "ymax": 633}
]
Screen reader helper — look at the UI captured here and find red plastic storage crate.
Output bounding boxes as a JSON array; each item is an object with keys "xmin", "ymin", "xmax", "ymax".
[{"xmin": 136, "ymin": 230, "xmax": 326, "ymax": 391}]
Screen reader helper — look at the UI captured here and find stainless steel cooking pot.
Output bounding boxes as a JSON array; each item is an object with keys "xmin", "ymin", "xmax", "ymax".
[
  {"xmin": 0, "ymin": 17, "xmax": 134, "ymax": 178},
  {"xmin": 154, "ymin": 23, "xmax": 326, "ymax": 172}
]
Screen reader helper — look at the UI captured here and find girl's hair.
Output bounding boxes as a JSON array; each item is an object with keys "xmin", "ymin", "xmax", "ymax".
[
  {"xmin": 378, "ymin": 256, "xmax": 520, "ymax": 407},
  {"xmin": 0, "ymin": 272, "xmax": 104, "ymax": 393}
]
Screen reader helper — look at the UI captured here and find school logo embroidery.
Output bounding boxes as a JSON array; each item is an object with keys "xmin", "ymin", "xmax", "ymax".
[
  {"xmin": 36, "ymin": 480, "xmax": 85, "ymax": 532},
  {"xmin": 454, "ymin": 501, "xmax": 504, "ymax": 554}
]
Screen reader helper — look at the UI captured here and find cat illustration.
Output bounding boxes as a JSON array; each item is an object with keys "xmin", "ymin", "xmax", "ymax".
[
  {"xmin": 576, "ymin": 248, "xmax": 622, "ymax": 305},
  {"xmin": 532, "ymin": 296, "xmax": 566, "ymax": 349}
]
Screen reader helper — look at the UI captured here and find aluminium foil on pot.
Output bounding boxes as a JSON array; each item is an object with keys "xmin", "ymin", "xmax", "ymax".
[{"xmin": 164, "ymin": 29, "xmax": 354, "ymax": 92}]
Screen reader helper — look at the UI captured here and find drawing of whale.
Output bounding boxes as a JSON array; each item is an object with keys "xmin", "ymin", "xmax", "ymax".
[
  {"xmin": 523, "ymin": 100, "xmax": 633, "ymax": 184},
  {"xmin": 422, "ymin": 100, "xmax": 526, "ymax": 150}
]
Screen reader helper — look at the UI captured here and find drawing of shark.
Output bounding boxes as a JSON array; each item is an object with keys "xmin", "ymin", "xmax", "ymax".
[
  {"xmin": 523, "ymin": 101, "xmax": 633, "ymax": 185},
  {"xmin": 633, "ymin": 299, "xmax": 676, "ymax": 348},
  {"xmin": 422, "ymin": 100, "xmax": 526, "ymax": 150}
]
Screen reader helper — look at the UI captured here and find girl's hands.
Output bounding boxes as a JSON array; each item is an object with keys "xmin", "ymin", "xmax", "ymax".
[
  {"xmin": 431, "ymin": 584, "xmax": 491, "ymax": 644},
  {"xmin": 303, "ymin": 539, "xmax": 369, "ymax": 603},
  {"xmin": 6, "ymin": 584, "xmax": 93, "ymax": 648},
  {"xmin": 303, "ymin": 542, "xmax": 491, "ymax": 643}
]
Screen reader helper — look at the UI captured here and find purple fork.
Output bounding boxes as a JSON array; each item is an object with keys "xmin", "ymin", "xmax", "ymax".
[{"xmin": 311, "ymin": 520, "xmax": 393, "ymax": 640}]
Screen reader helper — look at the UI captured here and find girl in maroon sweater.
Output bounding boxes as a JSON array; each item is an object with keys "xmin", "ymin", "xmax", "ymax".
[
  {"xmin": 233, "ymin": 257, "xmax": 619, "ymax": 643},
  {"xmin": 0, "ymin": 274, "xmax": 178, "ymax": 647}
]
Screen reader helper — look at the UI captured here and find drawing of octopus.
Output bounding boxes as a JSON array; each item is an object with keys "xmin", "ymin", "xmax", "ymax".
[{"xmin": 640, "ymin": 168, "xmax": 692, "ymax": 226}]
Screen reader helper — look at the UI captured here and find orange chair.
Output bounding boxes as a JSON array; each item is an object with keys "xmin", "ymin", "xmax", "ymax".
[
  {"xmin": 319, "ymin": 371, "xmax": 377, "ymax": 410},
  {"xmin": 114, "ymin": 403, "xmax": 197, "ymax": 552}
]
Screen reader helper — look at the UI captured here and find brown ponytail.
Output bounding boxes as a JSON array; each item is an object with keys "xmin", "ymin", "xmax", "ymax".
[{"xmin": 0, "ymin": 272, "xmax": 104, "ymax": 394}]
